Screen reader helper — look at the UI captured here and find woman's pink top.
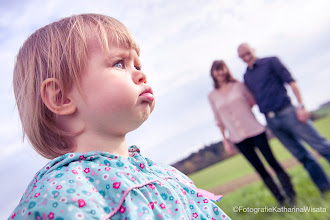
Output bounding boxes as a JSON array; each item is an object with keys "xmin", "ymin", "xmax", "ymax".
[{"xmin": 208, "ymin": 82, "xmax": 265, "ymax": 144}]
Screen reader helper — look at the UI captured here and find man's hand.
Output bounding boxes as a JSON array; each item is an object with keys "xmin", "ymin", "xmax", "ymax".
[
  {"xmin": 296, "ymin": 106, "xmax": 310, "ymax": 123},
  {"xmin": 289, "ymin": 82, "xmax": 309, "ymax": 123}
]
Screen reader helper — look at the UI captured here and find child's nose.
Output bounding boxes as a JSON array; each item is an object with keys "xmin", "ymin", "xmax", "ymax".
[{"xmin": 133, "ymin": 70, "xmax": 147, "ymax": 84}]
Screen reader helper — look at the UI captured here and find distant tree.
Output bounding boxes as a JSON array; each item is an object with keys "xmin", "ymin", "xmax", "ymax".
[
  {"xmin": 320, "ymin": 101, "xmax": 330, "ymax": 108},
  {"xmin": 191, "ymin": 153, "xmax": 203, "ymax": 170},
  {"xmin": 203, "ymin": 151, "xmax": 218, "ymax": 165},
  {"xmin": 183, "ymin": 160, "xmax": 196, "ymax": 174}
]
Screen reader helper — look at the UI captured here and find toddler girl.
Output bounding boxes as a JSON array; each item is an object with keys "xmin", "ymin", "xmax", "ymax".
[{"xmin": 9, "ymin": 14, "xmax": 230, "ymax": 220}]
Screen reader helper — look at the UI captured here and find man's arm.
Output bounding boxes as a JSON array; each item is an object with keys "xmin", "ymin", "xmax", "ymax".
[
  {"xmin": 289, "ymin": 81, "xmax": 303, "ymax": 105},
  {"xmin": 289, "ymin": 81, "xmax": 310, "ymax": 123}
]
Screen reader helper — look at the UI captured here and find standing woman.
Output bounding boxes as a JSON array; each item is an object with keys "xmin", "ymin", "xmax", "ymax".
[{"xmin": 208, "ymin": 60, "xmax": 296, "ymax": 205}]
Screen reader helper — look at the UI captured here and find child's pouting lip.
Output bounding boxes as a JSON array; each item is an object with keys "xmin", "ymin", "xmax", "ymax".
[{"xmin": 139, "ymin": 86, "xmax": 154, "ymax": 102}]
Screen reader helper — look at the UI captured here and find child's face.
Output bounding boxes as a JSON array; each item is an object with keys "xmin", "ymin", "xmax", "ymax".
[{"xmin": 69, "ymin": 39, "xmax": 155, "ymax": 136}]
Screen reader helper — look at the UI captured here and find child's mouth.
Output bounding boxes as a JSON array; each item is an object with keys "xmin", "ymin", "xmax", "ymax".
[{"xmin": 139, "ymin": 87, "xmax": 154, "ymax": 102}]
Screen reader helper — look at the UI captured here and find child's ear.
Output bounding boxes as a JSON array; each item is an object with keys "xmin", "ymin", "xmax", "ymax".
[{"xmin": 41, "ymin": 78, "xmax": 76, "ymax": 115}]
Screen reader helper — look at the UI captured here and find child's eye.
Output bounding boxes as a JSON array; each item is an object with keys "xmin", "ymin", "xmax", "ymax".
[
  {"xmin": 135, "ymin": 66, "xmax": 141, "ymax": 71},
  {"xmin": 113, "ymin": 60, "xmax": 124, "ymax": 69}
]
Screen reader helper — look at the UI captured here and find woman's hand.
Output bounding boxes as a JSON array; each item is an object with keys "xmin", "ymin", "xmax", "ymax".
[{"xmin": 223, "ymin": 139, "xmax": 235, "ymax": 156}]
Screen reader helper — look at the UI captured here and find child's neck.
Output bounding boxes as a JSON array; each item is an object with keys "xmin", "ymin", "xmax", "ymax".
[{"xmin": 73, "ymin": 132, "xmax": 129, "ymax": 157}]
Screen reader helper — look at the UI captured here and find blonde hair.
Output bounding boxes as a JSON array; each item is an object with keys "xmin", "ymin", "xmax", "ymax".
[{"xmin": 13, "ymin": 13, "xmax": 140, "ymax": 159}]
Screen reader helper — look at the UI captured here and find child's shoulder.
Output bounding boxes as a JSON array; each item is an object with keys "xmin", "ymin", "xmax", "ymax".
[
  {"xmin": 147, "ymin": 158, "xmax": 195, "ymax": 186},
  {"xmin": 10, "ymin": 151, "xmax": 143, "ymax": 219}
]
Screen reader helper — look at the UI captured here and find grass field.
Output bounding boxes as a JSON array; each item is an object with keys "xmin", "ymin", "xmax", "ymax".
[{"xmin": 189, "ymin": 116, "xmax": 330, "ymax": 219}]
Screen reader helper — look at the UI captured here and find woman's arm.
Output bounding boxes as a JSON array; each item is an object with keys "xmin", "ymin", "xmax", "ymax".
[
  {"xmin": 208, "ymin": 95, "xmax": 235, "ymax": 156},
  {"xmin": 217, "ymin": 122, "xmax": 235, "ymax": 156}
]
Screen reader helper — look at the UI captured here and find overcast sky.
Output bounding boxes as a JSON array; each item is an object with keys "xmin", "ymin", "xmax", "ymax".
[{"xmin": 1, "ymin": 0, "xmax": 330, "ymax": 218}]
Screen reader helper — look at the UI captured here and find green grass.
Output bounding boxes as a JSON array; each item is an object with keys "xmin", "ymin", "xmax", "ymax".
[
  {"xmin": 187, "ymin": 138, "xmax": 293, "ymax": 191},
  {"xmin": 314, "ymin": 115, "xmax": 330, "ymax": 139},
  {"xmin": 313, "ymin": 106, "xmax": 330, "ymax": 117},
  {"xmin": 217, "ymin": 160, "xmax": 330, "ymax": 220},
  {"xmin": 188, "ymin": 154, "xmax": 255, "ymax": 190},
  {"xmin": 188, "ymin": 116, "xmax": 330, "ymax": 219}
]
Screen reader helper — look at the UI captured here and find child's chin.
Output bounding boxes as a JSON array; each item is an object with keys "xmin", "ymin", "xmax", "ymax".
[
  {"xmin": 141, "ymin": 111, "xmax": 151, "ymax": 122},
  {"xmin": 129, "ymin": 115, "xmax": 150, "ymax": 131}
]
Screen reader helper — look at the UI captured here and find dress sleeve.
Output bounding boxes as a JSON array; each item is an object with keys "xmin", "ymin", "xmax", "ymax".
[
  {"xmin": 8, "ymin": 167, "xmax": 118, "ymax": 220},
  {"xmin": 240, "ymin": 82, "xmax": 256, "ymax": 108},
  {"xmin": 8, "ymin": 190, "xmax": 110, "ymax": 220},
  {"xmin": 208, "ymin": 94, "xmax": 224, "ymax": 127}
]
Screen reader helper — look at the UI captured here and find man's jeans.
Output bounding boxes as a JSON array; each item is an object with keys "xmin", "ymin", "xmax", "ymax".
[{"xmin": 266, "ymin": 105, "xmax": 330, "ymax": 192}]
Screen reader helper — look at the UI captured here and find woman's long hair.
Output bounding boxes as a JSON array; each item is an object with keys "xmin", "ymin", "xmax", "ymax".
[{"xmin": 210, "ymin": 60, "xmax": 237, "ymax": 89}]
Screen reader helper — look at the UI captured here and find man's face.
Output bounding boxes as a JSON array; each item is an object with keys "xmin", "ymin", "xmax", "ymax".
[{"xmin": 238, "ymin": 45, "xmax": 256, "ymax": 67}]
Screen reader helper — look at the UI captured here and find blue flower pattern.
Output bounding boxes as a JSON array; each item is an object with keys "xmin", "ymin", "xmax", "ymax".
[{"xmin": 8, "ymin": 146, "xmax": 230, "ymax": 220}]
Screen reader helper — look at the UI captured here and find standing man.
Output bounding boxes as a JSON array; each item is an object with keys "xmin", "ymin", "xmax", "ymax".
[{"xmin": 237, "ymin": 43, "xmax": 330, "ymax": 197}]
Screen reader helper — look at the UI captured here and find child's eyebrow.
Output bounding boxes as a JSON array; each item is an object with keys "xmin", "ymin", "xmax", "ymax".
[
  {"xmin": 106, "ymin": 49, "xmax": 141, "ymax": 65},
  {"xmin": 107, "ymin": 51, "xmax": 130, "ymax": 60}
]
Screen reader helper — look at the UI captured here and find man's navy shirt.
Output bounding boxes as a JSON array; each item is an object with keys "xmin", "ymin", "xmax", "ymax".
[{"xmin": 243, "ymin": 57, "xmax": 295, "ymax": 114}]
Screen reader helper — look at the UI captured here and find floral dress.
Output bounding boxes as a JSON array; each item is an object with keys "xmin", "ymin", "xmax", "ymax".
[{"xmin": 9, "ymin": 146, "xmax": 230, "ymax": 220}]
